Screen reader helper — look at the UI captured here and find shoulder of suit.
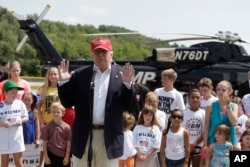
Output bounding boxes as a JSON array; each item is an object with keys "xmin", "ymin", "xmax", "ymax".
[{"xmin": 74, "ymin": 65, "xmax": 93, "ymax": 73}]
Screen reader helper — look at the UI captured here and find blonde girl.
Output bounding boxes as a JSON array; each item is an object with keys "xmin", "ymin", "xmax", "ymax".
[
  {"xmin": 37, "ymin": 67, "xmax": 60, "ymax": 125},
  {"xmin": 7, "ymin": 60, "xmax": 31, "ymax": 100}
]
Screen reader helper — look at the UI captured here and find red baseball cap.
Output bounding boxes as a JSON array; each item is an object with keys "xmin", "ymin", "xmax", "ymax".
[{"xmin": 91, "ymin": 37, "xmax": 112, "ymax": 51}]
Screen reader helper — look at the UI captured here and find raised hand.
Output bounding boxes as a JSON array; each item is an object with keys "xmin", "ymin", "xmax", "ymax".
[
  {"xmin": 58, "ymin": 60, "xmax": 74, "ymax": 81},
  {"xmin": 120, "ymin": 62, "xmax": 135, "ymax": 84}
]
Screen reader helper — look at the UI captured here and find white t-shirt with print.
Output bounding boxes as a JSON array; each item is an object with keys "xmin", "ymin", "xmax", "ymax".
[
  {"xmin": 133, "ymin": 125, "xmax": 161, "ymax": 155},
  {"xmin": 154, "ymin": 88, "xmax": 185, "ymax": 125},
  {"xmin": 0, "ymin": 100, "xmax": 28, "ymax": 154},
  {"xmin": 182, "ymin": 108, "xmax": 205, "ymax": 147}
]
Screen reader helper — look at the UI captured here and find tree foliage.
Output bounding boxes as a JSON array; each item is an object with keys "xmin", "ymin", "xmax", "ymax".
[{"xmin": 0, "ymin": 6, "xmax": 174, "ymax": 77}]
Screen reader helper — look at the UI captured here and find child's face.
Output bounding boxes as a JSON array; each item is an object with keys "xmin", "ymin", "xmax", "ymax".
[
  {"xmin": 215, "ymin": 131, "xmax": 227, "ymax": 142},
  {"xmin": 145, "ymin": 100, "xmax": 158, "ymax": 110},
  {"xmin": 242, "ymin": 135, "xmax": 250, "ymax": 147},
  {"xmin": 245, "ymin": 122, "xmax": 250, "ymax": 129},
  {"xmin": 10, "ymin": 66, "xmax": 21, "ymax": 78},
  {"xmin": 49, "ymin": 69, "xmax": 59, "ymax": 84},
  {"xmin": 51, "ymin": 108, "xmax": 64, "ymax": 123},
  {"xmin": 199, "ymin": 86, "xmax": 212, "ymax": 98},
  {"xmin": 143, "ymin": 113, "xmax": 153, "ymax": 126},
  {"xmin": 216, "ymin": 83, "xmax": 230, "ymax": 98},
  {"xmin": 161, "ymin": 76, "xmax": 174, "ymax": 87},
  {"xmin": 170, "ymin": 111, "xmax": 183, "ymax": 125},
  {"xmin": 22, "ymin": 95, "xmax": 33, "ymax": 108},
  {"xmin": 188, "ymin": 92, "xmax": 201, "ymax": 110},
  {"xmin": 4, "ymin": 89, "xmax": 18, "ymax": 101}
]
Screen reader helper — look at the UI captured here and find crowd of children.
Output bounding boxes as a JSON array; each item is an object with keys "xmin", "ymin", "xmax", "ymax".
[
  {"xmin": 0, "ymin": 62, "xmax": 73, "ymax": 167},
  {"xmin": 119, "ymin": 69, "xmax": 250, "ymax": 167},
  {"xmin": 1, "ymin": 62, "xmax": 250, "ymax": 167}
]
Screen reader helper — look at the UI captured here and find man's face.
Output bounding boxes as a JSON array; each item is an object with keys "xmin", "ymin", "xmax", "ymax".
[{"xmin": 92, "ymin": 48, "xmax": 113, "ymax": 72}]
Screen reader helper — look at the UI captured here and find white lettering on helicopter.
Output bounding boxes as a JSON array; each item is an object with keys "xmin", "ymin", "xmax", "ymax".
[
  {"xmin": 175, "ymin": 50, "xmax": 209, "ymax": 61},
  {"xmin": 133, "ymin": 71, "xmax": 156, "ymax": 85}
]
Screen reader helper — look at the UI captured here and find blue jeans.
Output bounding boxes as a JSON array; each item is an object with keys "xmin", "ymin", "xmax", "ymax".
[{"xmin": 165, "ymin": 157, "xmax": 185, "ymax": 167}]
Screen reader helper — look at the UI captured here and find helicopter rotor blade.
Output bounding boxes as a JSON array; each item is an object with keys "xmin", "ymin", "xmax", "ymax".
[
  {"xmin": 15, "ymin": 4, "xmax": 51, "ymax": 53},
  {"xmin": 81, "ymin": 32, "xmax": 218, "ymax": 37},
  {"xmin": 143, "ymin": 37, "xmax": 217, "ymax": 45},
  {"xmin": 238, "ymin": 39, "xmax": 250, "ymax": 44},
  {"xmin": 81, "ymin": 32, "xmax": 142, "ymax": 36}
]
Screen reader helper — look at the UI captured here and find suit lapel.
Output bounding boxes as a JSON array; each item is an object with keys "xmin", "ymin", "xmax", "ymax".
[{"xmin": 105, "ymin": 65, "xmax": 121, "ymax": 110}]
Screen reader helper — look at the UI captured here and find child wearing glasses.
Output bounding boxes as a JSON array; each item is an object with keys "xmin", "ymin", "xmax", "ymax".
[
  {"xmin": 182, "ymin": 89, "xmax": 205, "ymax": 167},
  {"xmin": 133, "ymin": 105, "xmax": 161, "ymax": 167},
  {"xmin": 159, "ymin": 109, "xmax": 190, "ymax": 167},
  {"xmin": 206, "ymin": 124, "xmax": 233, "ymax": 167}
]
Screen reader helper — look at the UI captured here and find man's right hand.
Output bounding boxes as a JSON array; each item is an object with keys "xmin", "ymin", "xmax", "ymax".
[{"xmin": 58, "ymin": 60, "xmax": 74, "ymax": 81}]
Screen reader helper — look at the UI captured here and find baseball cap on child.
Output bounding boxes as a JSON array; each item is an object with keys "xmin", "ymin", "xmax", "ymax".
[
  {"xmin": 3, "ymin": 80, "xmax": 24, "ymax": 91},
  {"xmin": 91, "ymin": 37, "xmax": 112, "ymax": 51}
]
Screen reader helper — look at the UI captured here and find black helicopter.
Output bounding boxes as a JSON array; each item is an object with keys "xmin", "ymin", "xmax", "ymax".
[{"xmin": 17, "ymin": 19, "xmax": 250, "ymax": 95}]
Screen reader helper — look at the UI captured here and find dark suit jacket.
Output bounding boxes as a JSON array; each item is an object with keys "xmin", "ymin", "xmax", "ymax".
[
  {"xmin": 238, "ymin": 80, "xmax": 250, "ymax": 98},
  {"xmin": 58, "ymin": 65, "xmax": 136, "ymax": 159}
]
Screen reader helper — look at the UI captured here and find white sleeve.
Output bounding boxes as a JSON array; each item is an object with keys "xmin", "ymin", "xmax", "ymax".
[{"xmin": 152, "ymin": 126, "xmax": 161, "ymax": 149}]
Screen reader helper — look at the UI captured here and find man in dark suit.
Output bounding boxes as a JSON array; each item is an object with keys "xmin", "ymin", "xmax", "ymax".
[
  {"xmin": 58, "ymin": 37, "xmax": 136, "ymax": 167},
  {"xmin": 238, "ymin": 70, "xmax": 250, "ymax": 98}
]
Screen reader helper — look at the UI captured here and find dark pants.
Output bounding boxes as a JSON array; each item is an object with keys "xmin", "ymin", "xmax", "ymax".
[
  {"xmin": 165, "ymin": 157, "xmax": 185, "ymax": 167},
  {"xmin": 44, "ymin": 149, "xmax": 70, "ymax": 167}
]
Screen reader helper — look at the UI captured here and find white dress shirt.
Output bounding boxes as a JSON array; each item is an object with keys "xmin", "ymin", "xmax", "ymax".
[{"xmin": 92, "ymin": 66, "xmax": 111, "ymax": 124}]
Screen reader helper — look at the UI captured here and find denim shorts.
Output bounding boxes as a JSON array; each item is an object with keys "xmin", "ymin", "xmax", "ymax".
[{"xmin": 165, "ymin": 157, "xmax": 185, "ymax": 167}]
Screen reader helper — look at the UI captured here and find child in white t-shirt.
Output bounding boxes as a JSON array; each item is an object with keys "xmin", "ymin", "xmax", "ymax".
[
  {"xmin": 232, "ymin": 97, "xmax": 248, "ymax": 142},
  {"xmin": 0, "ymin": 80, "xmax": 28, "ymax": 167},
  {"xmin": 182, "ymin": 89, "xmax": 205, "ymax": 167},
  {"xmin": 160, "ymin": 109, "xmax": 190, "ymax": 167},
  {"xmin": 154, "ymin": 69, "xmax": 185, "ymax": 125},
  {"xmin": 133, "ymin": 105, "xmax": 161, "ymax": 167},
  {"xmin": 119, "ymin": 111, "xmax": 137, "ymax": 167},
  {"xmin": 197, "ymin": 77, "xmax": 218, "ymax": 110}
]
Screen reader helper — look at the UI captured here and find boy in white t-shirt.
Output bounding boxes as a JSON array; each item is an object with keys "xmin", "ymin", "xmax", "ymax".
[
  {"xmin": 0, "ymin": 80, "xmax": 28, "ymax": 167},
  {"xmin": 197, "ymin": 77, "xmax": 218, "ymax": 110},
  {"xmin": 154, "ymin": 69, "xmax": 185, "ymax": 125}
]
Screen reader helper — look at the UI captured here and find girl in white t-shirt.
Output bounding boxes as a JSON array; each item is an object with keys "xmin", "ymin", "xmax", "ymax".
[
  {"xmin": 133, "ymin": 105, "xmax": 161, "ymax": 167},
  {"xmin": 160, "ymin": 109, "xmax": 190, "ymax": 167},
  {"xmin": 182, "ymin": 89, "xmax": 205, "ymax": 167}
]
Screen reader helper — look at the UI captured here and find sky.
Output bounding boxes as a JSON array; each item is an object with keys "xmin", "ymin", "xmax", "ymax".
[{"xmin": 1, "ymin": 0, "xmax": 250, "ymax": 52}]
